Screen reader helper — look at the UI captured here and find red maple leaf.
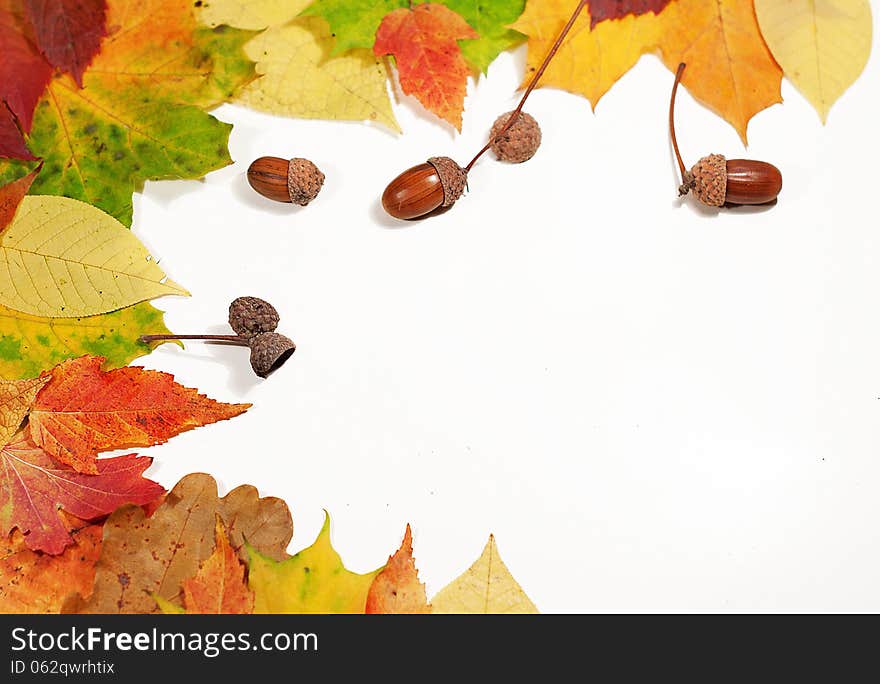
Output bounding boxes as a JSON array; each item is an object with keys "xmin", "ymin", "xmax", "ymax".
[
  {"xmin": 374, "ymin": 3, "xmax": 478, "ymax": 130},
  {"xmin": 0, "ymin": 1, "xmax": 52, "ymax": 133},
  {"xmin": 23, "ymin": 0, "xmax": 108, "ymax": 87},
  {"xmin": 0, "ymin": 101, "xmax": 36, "ymax": 160},
  {"xmin": 0, "ymin": 435, "xmax": 164, "ymax": 554},
  {"xmin": 587, "ymin": 0, "xmax": 673, "ymax": 27}
]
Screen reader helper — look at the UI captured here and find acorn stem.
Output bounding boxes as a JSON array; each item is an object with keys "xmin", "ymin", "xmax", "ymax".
[
  {"xmin": 464, "ymin": 0, "xmax": 588, "ymax": 173},
  {"xmin": 669, "ymin": 62, "xmax": 689, "ymax": 185},
  {"xmin": 139, "ymin": 334, "xmax": 248, "ymax": 346}
]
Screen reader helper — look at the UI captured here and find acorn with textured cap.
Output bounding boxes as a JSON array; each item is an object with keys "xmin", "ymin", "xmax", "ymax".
[
  {"xmin": 490, "ymin": 111, "xmax": 541, "ymax": 163},
  {"xmin": 247, "ymin": 156, "xmax": 325, "ymax": 206},
  {"xmin": 669, "ymin": 63, "xmax": 782, "ymax": 207},
  {"xmin": 139, "ymin": 296, "xmax": 295, "ymax": 378}
]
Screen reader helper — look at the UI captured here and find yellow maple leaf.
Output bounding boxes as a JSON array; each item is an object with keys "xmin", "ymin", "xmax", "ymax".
[
  {"xmin": 248, "ymin": 511, "xmax": 382, "ymax": 614},
  {"xmin": 431, "ymin": 535, "xmax": 538, "ymax": 614},
  {"xmin": 198, "ymin": 0, "xmax": 312, "ymax": 31},
  {"xmin": 755, "ymin": 0, "xmax": 872, "ymax": 122},
  {"xmin": 513, "ymin": 0, "xmax": 782, "ymax": 143}
]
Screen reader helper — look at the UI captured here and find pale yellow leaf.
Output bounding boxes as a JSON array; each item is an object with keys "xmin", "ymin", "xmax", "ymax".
[
  {"xmin": 197, "ymin": 0, "xmax": 312, "ymax": 30},
  {"xmin": 235, "ymin": 17, "xmax": 400, "ymax": 133},
  {"xmin": 0, "ymin": 196, "xmax": 188, "ymax": 318},
  {"xmin": 431, "ymin": 535, "xmax": 538, "ymax": 614},
  {"xmin": 755, "ymin": 0, "xmax": 872, "ymax": 122}
]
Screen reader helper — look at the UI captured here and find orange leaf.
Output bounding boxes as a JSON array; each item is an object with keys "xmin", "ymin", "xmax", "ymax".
[
  {"xmin": 365, "ymin": 524, "xmax": 430, "ymax": 614},
  {"xmin": 374, "ymin": 3, "xmax": 478, "ymax": 130},
  {"xmin": 0, "ymin": 165, "xmax": 40, "ymax": 234},
  {"xmin": 178, "ymin": 519, "xmax": 254, "ymax": 614},
  {"xmin": 28, "ymin": 356, "xmax": 250, "ymax": 474},
  {"xmin": 0, "ymin": 524, "xmax": 102, "ymax": 613}
]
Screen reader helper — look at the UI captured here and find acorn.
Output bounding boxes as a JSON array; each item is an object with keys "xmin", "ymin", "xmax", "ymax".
[
  {"xmin": 249, "ymin": 332, "xmax": 296, "ymax": 378},
  {"xmin": 381, "ymin": 156, "xmax": 467, "ymax": 220},
  {"xmin": 490, "ymin": 111, "xmax": 541, "ymax": 163},
  {"xmin": 228, "ymin": 296, "xmax": 279, "ymax": 339},
  {"xmin": 247, "ymin": 156, "xmax": 325, "ymax": 206},
  {"xmin": 669, "ymin": 63, "xmax": 782, "ymax": 207}
]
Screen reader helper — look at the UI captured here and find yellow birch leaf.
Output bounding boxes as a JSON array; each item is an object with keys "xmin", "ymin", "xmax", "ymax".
[
  {"xmin": 510, "ymin": 0, "xmax": 663, "ymax": 110},
  {"xmin": 235, "ymin": 17, "xmax": 400, "ymax": 132},
  {"xmin": 197, "ymin": 0, "xmax": 313, "ymax": 30},
  {"xmin": 0, "ymin": 196, "xmax": 188, "ymax": 318},
  {"xmin": 248, "ymin": 511, "xmax": 382, "ymax": 614},
  {"xmin": 656, "ymin": 0, "xmax": 783, "ymax": 143},
  {"xmin": 0, "ymin": 376, "xmax": 48, "ymax": 447},
  {"xmin": 431, "ymin": 534, "xmax": 538, "ymax": 614},
  {"xmin": 755, "ymin": 0, "xmax": 872, "ymax": 122}
]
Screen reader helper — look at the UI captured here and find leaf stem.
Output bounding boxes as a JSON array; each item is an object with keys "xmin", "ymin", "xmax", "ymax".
[
  {"xmin": 669, "ymin": 62, "xmax": 688, "ymax": 182},
  {"xmin": 465, "ymin": 0, "xmax": 589, "ymax": 173},
  {"xmin": 139, "ymin": 334, "xmax": 247, "ymax": 345}
]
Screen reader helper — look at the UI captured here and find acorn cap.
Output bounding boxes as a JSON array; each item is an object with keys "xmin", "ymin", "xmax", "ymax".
[
  {"xmin": 686, "ymin": 154, "xmax": 727, "ymax": 207},
  {"xmin": 287, "ymin": 158, "xmax": 325, "ymax": 206},
  {"xmin": 427, "ymin": 156, "xmax": 467, "ymax": 207},
  {"xmin": 249, "ymin": 332, "xmax": 295, "ymax": 378},
  {"xmin": 489, "ymin": 111, "xmax": 542, "ymax": 163},
  {"xmin": 228, "ymin": 296, "xmax": 280, "ymax": 338}
]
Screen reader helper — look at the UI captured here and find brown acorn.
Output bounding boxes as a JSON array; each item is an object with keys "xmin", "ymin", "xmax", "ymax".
[
  {"xmin": 249, "ymin": 332, "xmax": 296, "ymax": 378},
  {"xmin": 381, "ymin": 156, "xmax": 467, "ymax": 220},
  {"xmin": 670, "ymin": 63, "xmax": 782, "ymax": 207},
  {"xmin": 228, "ymin": 296, "xmax": 279, "ymax": 338},
  {"xmin": 247, "ymin": 156, "xmax": 325, "ymax": 206}
]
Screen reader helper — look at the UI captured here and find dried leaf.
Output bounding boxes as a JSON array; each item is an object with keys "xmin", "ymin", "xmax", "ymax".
[
  {"xmin": 0, "ymin": 195, "xmax": 188, "ymax": 318},
  {"xmin": 0, "ymin": 302, "xmax": 174, "ymax": 380},
  {"xmin": 249, "ymin": 511, "xmax": 382, "ymax": 614},
  {"xmin": 22, "ymin": 0, "xmax": 107, "ymax": 86},
  {"xmin": 0, "ymin": 523, "xmax": 102, "ymax": 613},
  {"xmin": 0, "ymin": 375, "xmax": 47, "ymax": 446},
  {"xmin": 218, "ymin": 484, "xmax": 292, "ymax": 563},
  {"xmin": 431, "ymin": 535, "xmax": 538, "ymax": 614},
  {"xmin": 755, "ymin": 0, "xmax": 872, "ymax": 122},
  {"xmin": 0, "ymin": 435, "xmax": 163, "ymax": 554},
  {"xmin": 157, "ymin": 520, "xmax": 254, "ymax": 614},
  {"xmin": 374, "ymin": 3, "xmax": 478, "ymax": 130},
  {"xmin": 365, "ymin": 525, "xmax": 430, "ymax": 614},
  {"xmin": 68, "ymin": 473, "xmax": 291, "ymax": 614},
  {"xmin": 29, "ymin": 355, "xmax": 249, "ymax": 474}
]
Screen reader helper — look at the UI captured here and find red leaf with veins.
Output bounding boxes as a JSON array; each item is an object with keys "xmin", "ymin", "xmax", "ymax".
[
  {"xmin": 587, "ymin": 0, "xmax": 673, "ymax": 27},
  {"xmin": 0, "ymin": 102, "xmax": 36, "ymax": 160},
  {"xmin": 23, "ymin": 0, "xmax": 108, "ymax": 86},
  {"xmin": 0, "ymin": 1, "xmax": 52, "ymax": 131},
  {"xmin": 0, "ymin": 435, "xmax": 164, "ymax": 554}
]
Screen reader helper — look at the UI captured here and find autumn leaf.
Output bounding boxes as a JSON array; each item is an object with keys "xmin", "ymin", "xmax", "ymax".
[
  {"xmin": 0, "ymin": 435, "xmax": 163, "ymax": 554},
  {"xmin": 198, "ymin": 0, "xmax": 311, "ymax": 30},
  {"xmin": 157, "ymin": 520, "xmax": 254, "ymax": 614},
  {"xmin": 22, "ymin": 0, "xmax": 107, "ymax": 86},
  {"xmin": 0, "ymin": 0, "xmax": 256, "ymax": 226},
  {"xmin": 199, "ymin": 8, "xmax": 400, "ymax": 133},
  {"xmin": 0, "ymin": 165, "xmax": 38, "ymax": 232},
  {"xmin": 0, "ymin": 375, "xmax": 47, "ymax": 446},
  {"xmin": 374, "ymin": 3, "xmax": 479, "ymax": 130},
  {"xmin": 0, "ymin": 103, "xmax": 36, "ymax": 161},
  {"xmin": 249, "ymin": 511, "xmax": 382, "ymax": 614},
  {"xmin": 365, "ymin": 524, "xmax": 430, "ymax": 614},
  {"xmin": 0, "ymin": 0, "xmax": 52, "ymax": 133},
  {"xmin": 68, "ymin": 473, "xmax": 291, "ymax": 614},
  {"xmin": 0, "ymin": 195, "xmax": 188, "ymax": 318},
  {"xmin": 303, "ymin": 0, "xmax": 526, "ymax": 73},
  {"xmin": 755, "ymin": 0, "xmax": 872, "ymax": 122},
  {"xmin": 587, "ymin": 0, "xmax": 672, "ymax": 26},
  {"xmin": 431, "ymin": 535, "xmax": 537, "ymax": 613},
  {"xmin": 218, "ymin": 484, "xmax": 293, "ymax": 563},
  {"xmin": 0, "ymin": 522, "xmax": 102, "ymax": 613},
  {"xmin": 513, "ymin": 0, "xmax": 782, "ymax": 141},
  {"xmin": 0, "ymin": 303, "xmax": 174, "ymax": 380},
  {"xmin": 28, "ymin": 355, "xmax": 249, "ymax": 474}
]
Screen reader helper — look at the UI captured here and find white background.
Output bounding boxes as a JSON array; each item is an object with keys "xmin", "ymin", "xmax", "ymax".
[{"xmin": 131, "ymin": 17, "xmax": 879, "ymax": 612}]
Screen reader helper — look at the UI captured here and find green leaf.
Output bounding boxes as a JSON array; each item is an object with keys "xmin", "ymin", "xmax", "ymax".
[
  {"xmin": 443, "ymin": 0, "xmax": 526, "ymax": 74},
  {"xmin": 301, "ymin": 0, "xmax": 408, "ymax": 55},
  {"xmin": 0, "ymin": 302, "xmax": 174, "ymax": 379}
]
